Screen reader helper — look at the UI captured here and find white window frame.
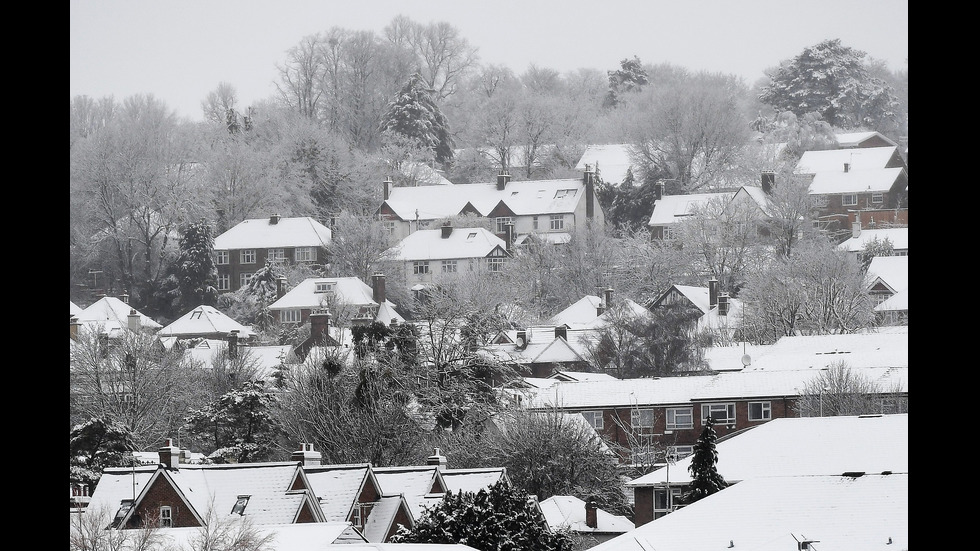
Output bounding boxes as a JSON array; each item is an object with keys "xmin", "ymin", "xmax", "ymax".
[
  {"xmin": 442, "ymin": 260, "xmax": 458, "ymax": 273},
  {"xmin": 665, "ymin": 407, "xmax": 693, "ymax": 430},
  {"xmin": 240, "ymin": 249, "xmax": 256, "ymax": 264},
  {"xmin": 668, "ymin": 445, "xmax": 694, "ymax": 460},
  {"xmin": 160, "ymin": 506, "xmax": 172, "ymax": 528},
  {"xmin": 871, "ymin": 193, "xmax": 884, "ymax": 204},
  {"xmin": 487, "ymin": 257, "xmax": 504, "ymax": 273},
  {"xmin": 281, "ymin": 309, "xmax": 302, "ymax": 324},
  {"xmin": 413, "ymin": 261, "xmax": 430, "ymax": 275},
  {"xmin": 295, "ymin": 247, "xmax": 315, "ymax": 262},
  {"xmin": 314, "ymin": 281, "xmax": 335, "ymax": 293},
  {"xmin": 383, "ymin": 221, "xmax": 396, "ymax": 235},
  {"xmin": 841, "ymin": 194, "xmax": 858, "ymax": 206},
  {"xmin": 268, "ymin": 248, "xmax": 286, "ymax": 263},
  {"xmin": 581, "ymin": 410, "xmax": 603, "ymax": 430},
  {"xmin": 231, "ymin": 495, "xmax": 250, "ymax": 515},
  {"xmin": 811, "ymin": 195, "xmax": 829, "ymax": 207},
  {"xmin": 653, "ymin": 487, "xmax": 682, "ymax": 517},
  {"xmin": 495, "ymin": 217, "xmax": 514, "ymax": 233},
  {"xmin": 701, "ymin": 403, "xmax": 736, "ymax": 425},
  {"xmin": 748, "ymin": 401, "xmax": 772, "ymax": 421},
  {"xmin": 217, "ymin": 274, "xmax": 230, "ymax": 291},
  {"xmin": 215, "ymin": 250, "xmax": 229, "ymax": 265},
  {"xmin": 532, "ymin": 216, "xmax": 539, "ymax": 230},
  {"xmin": 662, "ymin": 226, "xmax": 675, "ymax": 240},
  {"xmin": 240, "ymin": 273, "xmax": 253, "ymax": 288},
  {"xmin": 549, "ymin": 214, "xmax": 564, "ymax": 230},
  {"xmin": 631, "ymin": 408, "xmax": 655, "ymax": 429}
]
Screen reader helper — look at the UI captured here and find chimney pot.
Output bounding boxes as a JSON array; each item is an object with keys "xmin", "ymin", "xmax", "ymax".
[
  {"xmin": 383, "ymin": 176, "xmax": 393, "ymax": 200},
  {"xmin": 291, "ymin": 443, "xmax": 322, "ymax": 466},
  {"xmin": 708, "ymin": 279, "xmax": 719, "ymax": 308},
  {"xmin": 427, "ymin": 447, "xmax": 448, "ymax": 470},
  {"xmin": 270, "ymin": 213, "xmax": 281, "ymax": 224},
  {"xmin": 159, "ymin": 439, "xmax": 180, "ymax": 469},
  {"xmin": 496, "ymin": 172, "xmax": 511, "ymax": 190},
  {"xmin": 227, "ymin": 330, "xmax": 239, "ymax": 359},
  {"xmin": 441, "ymin": 223, "xmax": 453, "ymax": 239}
]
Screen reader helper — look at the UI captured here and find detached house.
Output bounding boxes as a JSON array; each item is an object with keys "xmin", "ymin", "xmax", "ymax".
[
  {"xmin": 384, "ymin": 225, "xmax": 510, "ymax": 288},
  {"xmin": 647, "ymin": 183, "xmax": 734, "ymax": 240},
  {"xmin": 268, "ymin": 274, "xmax": 404, "ymax": 327},
  {"xmin": 376, "ymin": 167, "xmax": 604, "ymax": 245},
  {"xmin": 214, "ymin": 215, "xmax": 332, "ymax": 293}
]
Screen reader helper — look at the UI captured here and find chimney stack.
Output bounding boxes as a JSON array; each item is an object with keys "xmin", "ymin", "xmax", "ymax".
[
  {"xmin": 441, "ymin": 223, "xmax": 453, "ymax": 239},
  {"xmin": 584, "ymin": 164, "xmax": 595, "ymax": 220},
  {"xmin": 70, "ymin": 315, "xmax": 81, "ymax": 341},
  {"xmin": 227, "ymin": 330, "xmax": 239, "ymax": 360},
  {"xmin": 270, "ymin": 213, "xmax": 281, "ymax": 224},
  {"xmin": 505, "ymin": 223, "xmax": 515, "ymax": 251},
  {"xmin": 121, "ymin": 293, "xmax": 130, "ymax": 304},
  {"xmin": 761, "ymin": 171, "xmax": 775, "ymax": 195},
  {"xmin": 604, "ymin": 288, "xmax": 614, "ymax": 311},
  {"xmin": 585, "ymin": 499, "xmax": 598, "ymax": 529},
  {"xmin": 852, "ymin": 220, "xmax": 861, "ymax": 238},
  {"xmin": 291, "ymin": 443, "xmax": 322, "ymax": 467},
  {"xmin": 427, "ymin": 448, "xmax": 448, "ymax": 470},
  {"xmin": 372, "ymin": 273, "xmax": 386, "ymax": 303},
  {"xmin": 159, "ymin": 438, "xmax": 180, "ymax": 469},
  {"xmin": 656, "ymin": 180, "xmax": 666, "ymax": 201},
  {"xmin": 708, "ymin": 278, "xmax": 719, "ymax": 308},
  {"xmin": 383, "ymin": 176, "xmax": 393, "ymax": 200},
  {"xmin": 496, "ymin": 171, "xmax": 511, "ymax": 191},
  {"xmin": 718, "ymin": 293, "xmax": 730, "ymax": 316},
  {"xmin": 310, "ymin": 310, "xmax": 331, "ymax": 344},
  {"xmin": 128, "ymin": 309, "xmax": 141, "ymax": 332}
]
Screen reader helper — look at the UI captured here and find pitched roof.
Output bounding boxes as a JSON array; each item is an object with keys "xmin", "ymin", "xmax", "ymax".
[
  {"xmin": 736, "ymin": 329, "xmax": 909, "ymax": 371},
  {"xmin": 866, "ymin": 256, "xmax": 909, "ymax": 294},
  {"xmin": 304, "ymin": 464, "xmax": 375, "ymax": 522},
  {"xmin": 876, "ymin": 288, "xmax": 908, "ymax": 312},
  {"xmin": 385, "ymin": 227, "xmax": 507, "ymax": 261},
  {"xmin": 648, "ymin": 192, "xmax": 732, "ymax": 226},
  {"xmin": 628, "ymin": 413, "xmax": 908, "ymax": 487},
  {"xmin": 835, "ymin": 131, "xmax": 898, "ymax": 148},
  {"xmin": 70, "ymin": 301, "xmax": 84, "ymax": 317},
  {"xmin": 157, "ymin": 305, "xmax": 254, "ymax": 339},
  {"xmin": 808, "ymin": 166, "xmax": 904, "ymax": 195},
  {"xmin": 575, "ymin": 144, "xmax": 634, "ymax": 185},
  {"xmin": 439, "ymin": 468, "xmax": 509, "ymax": 494},
  {"xmin": 359, "ymin": 494, "xmax": 410, "ymax": 542},
  {"xmin": 593, "ymin": 473, "xmax": 908, "ymax": 551},
  {"xmin": 214, "ymin": 216, "xmax": 331, "ymax": 249},
  {"xmin": 268, "ymin": 277, "xmax": 404, "ymax": 324},
  {"xmin": 539, "ymin": 495, "xmax": 634, "ymax": 534},
  {"xmin": 77, "ymin": 296, "xmax": 162, "ymax": 331},
  {"xmin": 128, "ymin": 522, "xmax": 367, "ymax": 550},
  {"xmin": 795, "ymin": 146, "xmax": 900, "ymax": 174},
  {"xmin": 546, "ymin": 295, "xmax": 603, "ymax": 326},
  {"xmin": 372, "ymin": 466, "xmax": 441, "ymax": 520},
  {"xmin": 837, "ymin": 227, "xmax": 909, "ymax": 253}
]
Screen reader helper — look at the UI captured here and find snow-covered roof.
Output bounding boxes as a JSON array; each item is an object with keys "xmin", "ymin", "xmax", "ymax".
[
  {"xmin": 77, "ymin": 296, "xmax": 162, "ymax": 330},
  {"xmin": 157, "ymin": 305, "xmax": 254, "ymax": 339},
  {"xmin": 835, "ymin": 131, "xmax": 898, "ymax": 148},
  {"xmin": 628, "ymin": 413, "xmax": 907, "ymax": 487},
  {"xmin": 214, "ymin": 216, "xmax": 331, "ymax": 250},
  {"xmin": 359, "ymin": 494, "xmax": 406, "ymax": 542},
  {"xmin": 439, "ymin": 467, "xmax": 508, "ymax": 494},
  {"xmin": 837, "ymin": 227, "xmax": 909, "ymax": 253},
  {"xmin": 795, "ymin": 146, "xmax": 899, "ymax": 174},
  {"xmin": 876, "ymin": 288, "xmax": 908, "ymax": 312},
  {"xmin": 575, "ymin": 144, "xmax": 634, "ymax": 185},
  {"xmin": 549, "ymin": 370, "xmax": 619, "ymax": 382},
  {"xmin": 268, "ymin": 277, "xmax": 404, "ymax": 324},
  {"xmin": 373, "ymin": 466, "xmax": 440, "ymax": 519},
  {"xmin": 118, "ymin": 522, "xmax": 367, "ymax": 550},
  {"xmin": 385, "ymin": 227, "xmax": 506, "ymax": 261},
  {"xmin": 648, "ymin": 192, "xmax": 732, "ymax": 226},
  {"xmin": 70, "ymin": 300, "xmax": 84, "ymax": 317},
  {"xmin": 540, "ymin": 495, "xmax": 634, "ymax": 534},
  {"xmin": 304, "ymin": 464, "xmax": 374, "ymax": 522},
  {"xmin": 808, "ymin": 166, "xmax": 904, "ymax": 195},
  {"xmin": 382, "ymin": 177, "xmax": 589, "ymax": 222},
  {"xmin": 866, "ymin": 256, "xmax": 909, "ymax": 294},
  {"xmin": 547, "ymin": 295, "xmax": 603, "ymax": 326},
  {"xmin": 594, "ymin": 472, "xmax": 907, "ymax": 551},
  {"xmin": 739, "ymin": 330, "xmax": 908, "ymax": 371}
]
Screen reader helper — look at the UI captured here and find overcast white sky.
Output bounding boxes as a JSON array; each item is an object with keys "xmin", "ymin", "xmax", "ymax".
[{"xmin": 70, "ymin": 0, "xmax": 908, "ymax": 122}]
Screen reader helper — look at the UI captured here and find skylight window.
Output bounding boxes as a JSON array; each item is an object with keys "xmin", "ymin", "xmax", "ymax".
[
  {"xmin": 231, "ymin": 495, "xmax": 250, "ymax": 515},
  {"xmin": 467, "ymin": 232, "xmax": 477, "ymax": 240}
]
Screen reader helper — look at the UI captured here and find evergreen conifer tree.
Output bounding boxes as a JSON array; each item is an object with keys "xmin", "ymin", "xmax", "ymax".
[
  {"xmin": 379, "ymin": 72, "xmax": 455, "ymax": 166},
  {"xmin": 682, "ymin": 416, "xmax": 727, "ymax": 505}
]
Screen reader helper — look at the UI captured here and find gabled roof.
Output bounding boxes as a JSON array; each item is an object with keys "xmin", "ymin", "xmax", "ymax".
[
  {"xmin": 730, "ymin": 185, "xmax": 772, "ymax": 216},
  {"xmin": 439, "ymin": 467, "xmax": 509, "ymax": 494},
  {"xmin": 866, "ymin": 256, "xmax": 909, "ymax": 294},
  {"xmin": 539, "ymin": 495, "xmax": 634, "ymax": 534},
  {"xmin": 648, "ymin": 192, "xmax": 732, "ymax": 226},
  {"xmin": 835, "ymin": 131, "xmax": 898, "ymax": 148},
  {"xmin": 575, "ymin": 144, "xmax": 634, "ymax": 185},
  {"xmin": 304, "ymin": 463, "xmax": 377, "ymax": 522},
  {"xmin": 737, "ymin": 329, "xmax": 909, "ymax": 371},
  {"xmin": 372, "ymin": 465, "xmax": 441, "ymax": 520},
  {"xmin": 136, "ymin": 522, "xmax": 368, "ymax": 550},
  {"xmin": 546, "ymin": 295, "xmax": 603, "ymax": 326},
  {"xmin": 594, "ymin": 473, "xmax": 907, "ymax": 551},
  {"xmin": 549, "ymin": 370, "xmax": 618, "ymax": 382},
  {"xmin": 385, "ymin": 227, "xmax": 507, "ymax": 261},
  {"xmin": 837, "ymin": 227, "xmax": 909, "ymax": 253},
  {"xmin": 77, "ymin": 296, "xmax": 162, "ymax": 331},
  {"xmin": 157, "ymin": 305, "xmax": 254, "ymax": 339},
  {"xmin": 268, "ymin": 277, "xmax": 404, "ymax": 324},
  {"xmin": 628, "ymin": 413, "xmax": 908, "ymax": 487},
  {"xmin": 359, "ymin": 494, "xmax": 412, "ymax": 543},
  {"xmin": 70, "ymin": 301, "xmax": 84, "ymax": 317},
  {"xmin": 808, "ymin": 166, "xmax": 905, "ymax": 195},
  {"xmin": 795, "ymin": 146, "xmax": 902, "ymax": 174},
  {"xmin": 214, "ymin": 216, "xmax": 331, "ymax": 250},
  {"xmin": 876, "ymin": 288, "xmax": 908, "ymax": 312}
]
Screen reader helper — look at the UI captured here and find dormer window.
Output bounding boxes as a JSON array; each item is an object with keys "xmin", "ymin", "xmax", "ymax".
[
  {"xmin": 554, "ymin": 189, "xmax": 577, "ymax": 199},
  {"xmin": 315, "ymin": 281, "xmax": 335, "ymax": 294},
  {"xmin": 112, "ymin": 499, "xmax": 134, "ymax": 528},
  {"xmin": 231, "ymin": 495, "xmax": 250, "ymax": 515}
]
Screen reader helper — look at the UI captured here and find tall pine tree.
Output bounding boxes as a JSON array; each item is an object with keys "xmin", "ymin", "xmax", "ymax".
[
  {"xmin": 681, "ymin": 416, "xmax": 727, "ymax": 505},
  {"xmin": 379, "ymin": 72, "xmax": 455, "ymax": 167}
]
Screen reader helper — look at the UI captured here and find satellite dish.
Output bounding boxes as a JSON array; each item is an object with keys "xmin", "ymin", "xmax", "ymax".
[{"xmin": 740, "ymin": 354, "xmax": 751, "ymax": 366}]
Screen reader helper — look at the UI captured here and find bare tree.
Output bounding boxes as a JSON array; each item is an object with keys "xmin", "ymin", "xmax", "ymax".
[
  {"xmin": 383, "ymin": 16, "xmax": 479, "ymax": 101},
  {"xmin": 796, "ymin": 361, "xmax": 908, "ymax": 417},
  {"xmin": 275, "ymin": 33, "xmax": 326, "ymax": 120}
]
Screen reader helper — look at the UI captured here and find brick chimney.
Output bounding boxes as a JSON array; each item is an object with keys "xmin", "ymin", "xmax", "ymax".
[
  {"xmin": 128, "ymin": 309, "xmax": 141, "ymax": 332},
  {"xmin": 159, "ymin": 438, "xmax": 180, "ymax": 469},
  {"xmin": 718, "ymin": 293, "xmax": 730, "ymax": 316},
  {"xmin": 585, "ymin": 499, "xmax": 598, "ymax": 529},
  {"xmin": 310, "ymin": 310, "xmax": 331, "ymax": 344},
  {"xmin": 427, "ymin": 448, "xmax": 448, "ymax": 471},
  {"xmin": 708, "ymin": 278, "xmax": 719, "ymax": 308},
  {"xmin": 584, "ymin": 164, "xmax": 595, "ymax": 219},
  {"xmin": 70, "ymin": 315, "xmax": 81, "ymax": 341},
  {"xmin": 291, "ymin": 443, "xmax": 322, "ymax": 467},
  {"xmin": 227, "ymin": 330, "xmax": 239, "ymax": 360},
  {"xmin": 505, "ymin": 223, "xmax": 515, "ymax": 251},
  {"xmin": 496, "ymin": 171, "xmax": 511, "ymax": 191},
  {"xmin": 604, "ymin": 288, "xmax": 614, "ymax": 311},
  {"xmin": 270, "ymin": 213, "xmax": 281, "ymax": 224},
  {"xmin": 383, "ymin": 176, "xmax": 393, "ymax": 200},
  {"xmin": 372, "ymin": 273, "xmax": 386, "ymax": 303},
  {"xmin": 656, "ymin": 180, "xmax": 665, "ymax": 201},
  {"xmin": 761, "ymin": 171, "xmax": 775, "ymax": 195},
  {"xmin": 441, "ymin": 223, "xmax": 453, "ymax": 239}
]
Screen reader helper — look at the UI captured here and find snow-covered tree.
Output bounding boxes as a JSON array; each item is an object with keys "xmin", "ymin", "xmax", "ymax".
[
  {"xmin": 390, "ymin": 479, "xmax": 573, "ymax": 551},
  {"xmin": 604, "ymin": 55, "xmax": 649, "ymax": 108},
  {"xmin": 152, "ymin": 219, "xmax": 219, "ymax": 321},
  {"xmin": 379, "ymin": 72, "xmax": 455, "ymax": 167},
  {"xmin": 759, "ymin": 39, "xmax": 900, "ymax": 130},
  {"xmin": 681, "ymin": 417, "xmax": 727, "ymax": 505},
  {"xmin": 69, "ymin": 417, "xmax": 138, "ymax": 494},
  {"xmin": 184, "ymin": 380, "xmax": 285, "ymax": 463}
]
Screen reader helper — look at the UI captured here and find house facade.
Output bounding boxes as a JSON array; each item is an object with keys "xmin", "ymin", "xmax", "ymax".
[
  {"xmin": 213, "ymin": 215, "xmax": 332, "ymax": 293},
  {"xmin": 384, "ymin": 225, "xmax": 511, "ymax": 288},
  {"xmin": 267, "ymin": 274, "xmax": 404, "ymax": 327}
]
